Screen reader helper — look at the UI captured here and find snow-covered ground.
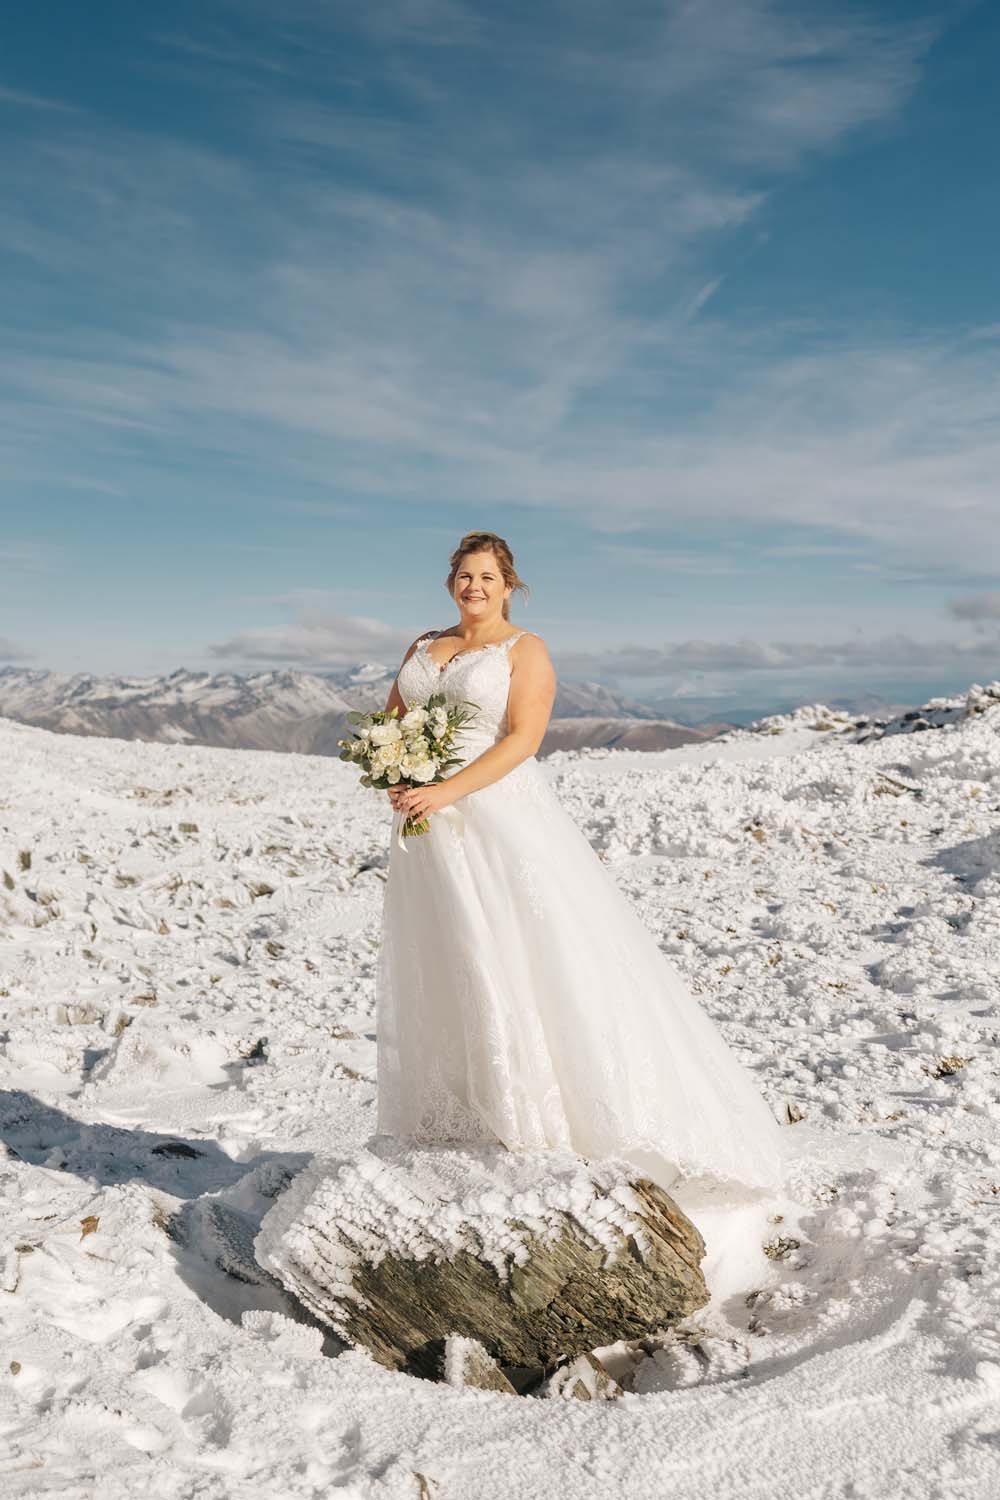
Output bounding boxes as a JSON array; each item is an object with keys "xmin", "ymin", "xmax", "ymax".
[{"xmin": 1, "ymin": 696, "xmax": 999, "ymax": 1498}]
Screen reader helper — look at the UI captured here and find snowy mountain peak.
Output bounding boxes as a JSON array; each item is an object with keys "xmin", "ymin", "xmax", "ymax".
[{"xmin": 349, "ymin": 662, "xmax": 392, "ymax": 684}]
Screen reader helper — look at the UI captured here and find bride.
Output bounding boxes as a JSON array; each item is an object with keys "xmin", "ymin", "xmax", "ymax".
[{"xmin": 374, "ymin": 530, "xmax": 789, "ymax": 1197}]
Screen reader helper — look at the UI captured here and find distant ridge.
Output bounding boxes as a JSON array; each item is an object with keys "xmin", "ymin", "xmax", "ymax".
[{"xmin": 0, "ymin": 663, "xmax": 720, "ymax": 758}]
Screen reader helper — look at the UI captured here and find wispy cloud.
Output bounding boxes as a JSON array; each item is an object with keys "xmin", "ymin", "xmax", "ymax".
[
  {"xmin": 0, "ymin": 83, "xmax": 80, "ymax": 113},
  {"xmin": 206, "ymin": 594, "xmax": 1000, "ymax": 695},
  {"xmin": 1, "ymin": 0, "xmax": 979, "ymax": 690},
  {"xmin": 0, "ymin": 0, "xmax": 975, "ymax": 575},
  {"xmin": 15, "ymin": 327, "xmax": 993, "ymax": 569},
  {"xmin": 555, "ymin": 630, "xmax": 1000, "ymax": 682},
  {"xmin": 208, "ymin": 611, "xmax": 413, "ymax": 667}
]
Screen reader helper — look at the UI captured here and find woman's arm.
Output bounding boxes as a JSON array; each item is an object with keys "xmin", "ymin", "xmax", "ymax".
[{"xmin": 434, "ymin": 634, "xmax": 556, "ymax": 800}]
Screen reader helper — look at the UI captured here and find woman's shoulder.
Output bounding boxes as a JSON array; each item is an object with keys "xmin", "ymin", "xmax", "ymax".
[{"xmin": 509, "ymin": 630, "xmax": 553, "ymax": 674}]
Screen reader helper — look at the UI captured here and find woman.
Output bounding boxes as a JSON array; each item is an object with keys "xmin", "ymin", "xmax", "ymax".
[{"xmin": 374, "ymin": 530, "xmax": 788, "ymax": 1196}]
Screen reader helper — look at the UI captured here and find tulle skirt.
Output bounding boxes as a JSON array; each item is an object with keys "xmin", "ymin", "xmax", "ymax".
[{"xmin": 374, "ymin": 752, "xmax": 790, "ymax": 1197}]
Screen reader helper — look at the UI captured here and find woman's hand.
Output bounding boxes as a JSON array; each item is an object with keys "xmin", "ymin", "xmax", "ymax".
[{"xmin": 388, "ymin": 780, "xmax": 456, "ymax": 820}]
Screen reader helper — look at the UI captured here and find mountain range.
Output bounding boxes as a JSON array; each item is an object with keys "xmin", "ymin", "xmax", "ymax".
[{"xmin": 0, "ymin": 663, "xmax": 724, "ymax": 757}]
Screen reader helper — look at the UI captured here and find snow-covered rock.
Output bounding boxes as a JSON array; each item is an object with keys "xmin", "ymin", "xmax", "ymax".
[
  {"xmin": 254, "ymin": 1141, "xmax": 708, "ymax": 1378},
  {"xmin": 441, "ymin": 1335, "xmax": 518, "ymax": 1394},
  {"xmin": 850, "ymin": 680, "xmax": 1000, "ymax": 741}
]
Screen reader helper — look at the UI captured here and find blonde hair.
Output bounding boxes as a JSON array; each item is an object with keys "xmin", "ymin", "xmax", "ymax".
[{"xmin": 445, "ymin": 531, "xmax": 529, "ymax": 622}]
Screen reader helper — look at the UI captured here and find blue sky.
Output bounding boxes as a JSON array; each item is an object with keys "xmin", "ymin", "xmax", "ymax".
[{"xmin": 1, "ymin": 0, "xmax": 998, "ymax": 714}]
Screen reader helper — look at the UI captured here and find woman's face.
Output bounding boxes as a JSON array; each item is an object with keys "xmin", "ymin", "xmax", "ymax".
[{"xmin": 452, "ymin": 550, "xmax": 511, "ymax": 623}]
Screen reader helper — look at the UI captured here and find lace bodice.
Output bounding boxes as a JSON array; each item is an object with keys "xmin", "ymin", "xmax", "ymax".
[{"xmin": 396, "ymin": 630, "xmax": 528, "ymax": 767}]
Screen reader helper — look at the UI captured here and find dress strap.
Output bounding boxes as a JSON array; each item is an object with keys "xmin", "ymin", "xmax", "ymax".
[{"xmin": 500, "ymin": 631, "xmax": 527, "ymax": 652}]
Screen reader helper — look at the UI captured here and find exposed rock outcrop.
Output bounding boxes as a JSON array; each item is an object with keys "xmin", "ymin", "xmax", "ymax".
[{"xmin": 254, "ymin": 1140, "xmax": 709, "ymax": 1383}]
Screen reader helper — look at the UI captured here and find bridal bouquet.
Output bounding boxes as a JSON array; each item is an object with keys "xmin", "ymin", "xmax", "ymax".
[{"xmin": 337, "ymin": 692, "xmax": 480, "ymax": 840}]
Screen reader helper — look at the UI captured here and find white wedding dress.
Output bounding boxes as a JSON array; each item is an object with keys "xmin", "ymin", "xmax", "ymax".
[{"xmin": 374, "ymin": 629, "xmax": 790, "ymax": 1196}]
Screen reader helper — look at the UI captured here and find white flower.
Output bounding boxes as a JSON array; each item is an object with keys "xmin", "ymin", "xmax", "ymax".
[
  {"xmin": 401, "ymin": 706, "xmax": 429, "ymax": 732},
  {"xmin": 374, "ymin": 740, "xmax": 404, "ymax": 769},
  {"xmin": 370, "ymin": 721, "xmax": 402, "ymax": 746},
  {"xmin": 401, "ymin": 751, "xmax": 439, "ymax": 777},
  {"xmin": 403, "ymin": 735, "xmax": 431, "ymax": 760}
]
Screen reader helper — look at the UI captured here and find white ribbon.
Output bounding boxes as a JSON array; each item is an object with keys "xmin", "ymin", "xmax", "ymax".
[{"xmin": 395, "ymin": 802, "xmax": 466, "ymax": 852}]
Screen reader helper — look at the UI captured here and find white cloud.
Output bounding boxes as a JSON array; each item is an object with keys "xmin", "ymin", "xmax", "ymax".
[
  {"xmin": 0, "ymin": 0, "xmax": 969, "ymax": 643},
  {"xmin": 206, "ymin": 597, "xmax": 1000, "ymax": 698},
  {"xmin": 208, "ymin": 611, "xmax": 412, "ymax": 667},
  {"xmin": 0, "ymin": 84, "xmax": 80, "ymax": 113},
  {"xmin": 555, "ymin": 631, "xmax": 1000, "ymax": 681},
  {"xmin": 559, "ymin": 0, "xmax": 935, "ymax": 170}
]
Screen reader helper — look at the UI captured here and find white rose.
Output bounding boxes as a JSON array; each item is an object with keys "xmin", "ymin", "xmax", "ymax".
[
  {"xmin": 401, "ymin": 752, "xmax": 437, "ymax": 777},
  {"xmin": 370, "ymin": 721, "xmax": 402, "ymax": 746},
  {"xmin": 401, "ymin": 707, "xmax": 429, "ymax": 731}
]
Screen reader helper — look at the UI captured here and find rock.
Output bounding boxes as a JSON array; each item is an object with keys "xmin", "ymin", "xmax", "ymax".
[
  {"xmin": 254, "ymin": 1140, "xmax": 709, "ymax": 1381},
  {"xmin": 545, "ymin": 1351, "xmax": 623, "ymax": 1401},
  {"xmin": 762, "ymin": 1235, "xmax": 801, "ymax": 1260},
  {"xmin": 441, "ymin": 1335, "xmax": 517, "ymax": 1394}
]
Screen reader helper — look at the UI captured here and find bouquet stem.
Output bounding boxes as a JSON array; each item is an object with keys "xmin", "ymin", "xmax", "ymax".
[{"xmin": 400, "ymin": 814, "xmax": 431, "ymax": 839}]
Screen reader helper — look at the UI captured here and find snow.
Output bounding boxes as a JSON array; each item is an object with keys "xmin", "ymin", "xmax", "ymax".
[
  {"xmin": 2, "ymin": 694, "xmax": 1000, "ymax": 1496},
  {"xmin": 545, "ymin": 722, "xmax": 827, "ymax": 775}
]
